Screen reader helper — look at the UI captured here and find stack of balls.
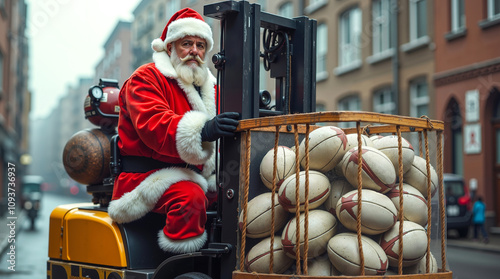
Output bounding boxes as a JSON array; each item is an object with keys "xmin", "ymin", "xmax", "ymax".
[{"xmin": 240, "ymin": 126, "xmax": 439, "ymax": 276}]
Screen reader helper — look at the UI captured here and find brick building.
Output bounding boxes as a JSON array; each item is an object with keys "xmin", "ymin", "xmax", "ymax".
[
  {"xmin": 0, "ymin": 0, "xmax": 30, "ymax": 214},
  {"xmin": 434, "ymin": 0, "xmax": 500, "ymax": 226}
]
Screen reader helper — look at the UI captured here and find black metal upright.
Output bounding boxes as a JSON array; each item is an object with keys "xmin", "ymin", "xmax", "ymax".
[{"xmin": 204, "ymin": 1, "xmax": 316, "ymax": 277}]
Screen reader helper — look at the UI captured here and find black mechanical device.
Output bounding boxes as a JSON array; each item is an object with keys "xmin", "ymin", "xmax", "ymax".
[{"xmin": 204, "ymin": 1, "xmax": 317, "ymax": 277}]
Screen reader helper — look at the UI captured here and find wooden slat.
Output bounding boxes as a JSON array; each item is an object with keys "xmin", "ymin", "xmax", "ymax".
[{"xmin": 235, "ymin": 111, "xmax": 444, "ymax": 132}]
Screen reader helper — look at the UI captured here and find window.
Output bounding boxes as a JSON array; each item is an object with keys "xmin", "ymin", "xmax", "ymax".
[
  {"xmin": 338, "ymin": 7, "xmax": 362, "ymax": 69},
  {"xmin": 258, "ymin": 0, "xmax": 267, "ymax": 11},
  {"xmin": 409, "ymin": 79, "xmax": 428, "ymax": 117},
  {"xmin": 372, "ymin": 0, "xmax": 391, "ymax": 55},
  {"xmin": 339, "ymin": 95, "xmax": 360, "ymax": 111},
  {"xmin": 409, "ymin": 0, "xmax": 427, "ymax": 41},
  {"xmin": 316, "ymin": 23, "xmax": 328, "ymax": 81},
  {"xmin": 278, "ymin": 2, "xmax": 293, "ymax": 18},
  {"xmin": 338, "ymin": 95, "xmax": 361, "ymax": 128},
  {"xmin": 114, "ymin": 40, "xmax": 122, "ymax": 59},
  {"xmin": 488, "ymin": 0, "xmax": 500, "ymax": 20},
  {"xmin": 373, "ymin": 87, "xmax": 396, "ymax": 114},
  {"xmin": 158, "ymin": 3, "xmax": 164, "ymax": 20},
  {"xmin": 147, "ymin": 7, "xmax": 154, "ymax": 28},
  {"xmin": 167, "ymin": 0, "xmax": 181, "ymax": 19},
  {"xmin": 447, "ymin": 99, "xmax": 463, "ymax": 174},
  {"xmin": 479, "ymin": 0, "xmax": 500, "ymax": 29},
  {"xmin": 316, "ymin": 103, "xmax": 326, "ymax": 112},
  {"xmin": 305, "ymin": 0, "xmax": 328, "ymax": 14},
  {"xmin": 450, "ymin": 0, "xmax": 465, "ymax": 32}
]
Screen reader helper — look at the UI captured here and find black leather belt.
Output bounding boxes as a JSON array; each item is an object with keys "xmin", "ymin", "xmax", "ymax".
[{"xmin": 120, "ymin": 156, "xmax": 202, "ymax": 174}]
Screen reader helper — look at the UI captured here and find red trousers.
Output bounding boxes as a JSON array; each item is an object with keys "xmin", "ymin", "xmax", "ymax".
[{"xmin": 152, "ymin": 181, "xmax": 208, "ymax": 240}]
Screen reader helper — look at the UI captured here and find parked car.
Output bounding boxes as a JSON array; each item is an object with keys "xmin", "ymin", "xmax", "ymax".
[
  {"xmin": 444, "ymin": 173, "xmax": 472, "ymax": 237},
  {"xmin": 21, "ymin": 175, "xmax": 44, "ymax": 230}
]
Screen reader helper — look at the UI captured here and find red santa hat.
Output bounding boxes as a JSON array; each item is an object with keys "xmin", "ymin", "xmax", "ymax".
[{"xmin": 151, "ymin": 8, "xmax": 213, "ymax": 53}]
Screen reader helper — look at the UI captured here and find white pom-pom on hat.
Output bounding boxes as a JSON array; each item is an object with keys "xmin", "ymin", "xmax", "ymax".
[{"xmin": 151, "ymin": 38, "xmax": 166, "ymax": 52}]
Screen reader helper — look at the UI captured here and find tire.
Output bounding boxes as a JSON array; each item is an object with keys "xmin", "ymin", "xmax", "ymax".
[{"xmin": 173, "ymin": 272, "xmax": 212, "ymax": 279}]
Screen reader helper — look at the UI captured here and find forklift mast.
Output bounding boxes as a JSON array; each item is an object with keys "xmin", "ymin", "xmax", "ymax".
[
  {"xmin": 205, "ymin": 0, "xmax": 317, "ymax": 118},
  {"xmin": 204, "ymin": 1, "xmax": 317, "ymax": 276}
]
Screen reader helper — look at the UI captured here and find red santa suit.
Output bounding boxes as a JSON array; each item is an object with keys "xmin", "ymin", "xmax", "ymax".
[{"xmin": 108, "ymin": 8, "xmax": 217, "ymax": 254}]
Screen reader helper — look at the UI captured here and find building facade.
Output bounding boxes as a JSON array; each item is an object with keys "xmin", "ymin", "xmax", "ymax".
[
  {"xmin": 0, "ymin": 0, "xmax": 30, "ymax": 214},
  {"xmin": 95, "ymin": 21, "xmax": 133, "ymax": 87},
  {"xmin": 29, "ymin": 78, "xmax": 95, "ymax": 194},
  {"xmin": 307, "ymin": 0, "xmax": 434, "ymax": 120},
  {"xmin": 434, "ymin": 0, "xmax": 500, "ymax": 226}
]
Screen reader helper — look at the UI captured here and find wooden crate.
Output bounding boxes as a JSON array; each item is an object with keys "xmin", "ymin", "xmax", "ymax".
[{"xmin": 234, "ymin": 111, "xmax": 451, "ymax": 278}]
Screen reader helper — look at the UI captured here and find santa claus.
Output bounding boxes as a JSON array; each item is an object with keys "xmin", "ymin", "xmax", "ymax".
[{"xmin": 108, "ymin": 8, "xmax": 239, "ymax": 254}]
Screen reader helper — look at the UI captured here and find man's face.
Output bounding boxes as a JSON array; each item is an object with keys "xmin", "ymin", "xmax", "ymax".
[
  {"xmin": 167, "ymin": 36, "xmax": 207, "ymax": 67},
  {"xmin": 167, "ymin": 36, "xmax": 209, "ymax": 86}
]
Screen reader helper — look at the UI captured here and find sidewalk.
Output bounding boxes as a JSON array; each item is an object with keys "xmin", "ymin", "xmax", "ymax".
[{"xmin": 447, "ymin": 227, "xmax": 500, "ymax": 254}]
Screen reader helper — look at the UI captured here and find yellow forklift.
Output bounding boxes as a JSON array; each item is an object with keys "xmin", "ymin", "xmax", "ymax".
[{"xmin": 47, "ymin": 1, "xmax": 452, "ymax": 278}]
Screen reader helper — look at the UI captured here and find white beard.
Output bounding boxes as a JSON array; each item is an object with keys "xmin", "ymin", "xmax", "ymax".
[{"xmin": 170, "ymin": 50, "xmax": 208, "ymax": 86}]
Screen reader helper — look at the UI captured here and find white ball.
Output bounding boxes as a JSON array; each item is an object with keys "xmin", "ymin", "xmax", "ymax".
[
  {"xmin": 374, "ymin": 135, "xmax": 415, "ymax": 174},
  {"xmin": 239, "ymin": 192, "xmax": 289, "ymax": 238},
  {"xmin": 369, "ymin": 134, "xmax": 384, "ymax": 144},
  {"xmin": 260, "ymin": 146, "xmax": 297, "ymax": 191},
  {"xmin": 384, "ymin": 268, "xmax": 399, "ymax": 275},
  {"xmin": 403, "ymin": 156, "xmax": 438, "ymax": 198},
  {"xmin": 333, "ymin": 151, "xmax": 350, "ymax": 177},
  {"xmin": 386, "ymin": 183, "xmax": 428, "ymax": 227},
  {"xmin": 403, "ymin": 252, "xmax": 438, "ymax": 274},
  {"xmin": 379, "ymin": 221, "xmax": 428, "ymax": 267},
  {"xmin": 245, "ymin": 236, "xmax": 294, "ymax": 274},
  {"xmin": 307, "ymin": 254, "xmax": 342, "ymax": 276},
  {"xmin": 327, "ymin": 232, "xmax": 389, "ymax": 276},
  {"xmin": 336, "ymin": 189, "xmax": 397, "ymax": 235},
  {"xmin": 281, "ymin": 210, "xmax": 338, "ymax": 259},
  {"xmin": 345, "ymin": 133, "xmax": 374, "ymax": 151},
  {"xmin": 298, "ymin": 126, "xmax": 349, "ymax": 172},
  {"xmin": 324, "ymin": 178, "xmax": 353, "ymax": 216},
  {"xmin": 342, "ymin": 146, "xmax": 396, "ymax": 193},
  {"xmin": 278, "ymin": 170, "xmax": 331, "ymax": 213}
]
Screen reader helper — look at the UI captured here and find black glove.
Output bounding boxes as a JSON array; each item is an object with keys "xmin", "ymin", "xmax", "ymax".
[{"xmin": 201, "ymin": 112, "xmax": 240, "ymax": 142}]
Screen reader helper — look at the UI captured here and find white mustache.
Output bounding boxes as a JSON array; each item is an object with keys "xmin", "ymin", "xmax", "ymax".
[{"xmin": 179, "ymin": 55, "xmax": 205, "ymax": 64}]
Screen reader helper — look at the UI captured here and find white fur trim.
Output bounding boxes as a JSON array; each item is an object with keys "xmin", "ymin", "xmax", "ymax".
[
  {"xmin": 151, "ymin": 38, "xmax": 166, "ymax": 52},
  {"xmin": 202, "ymin": 152, "xmax": 216, "ymax": 192},
  {"xmin": 152, "ymin": 51, "xmax": 177, "ymax": 78},
  {"xmin": 177, "ymin": 69, "xmax": 216, "ymax": 116},
  {"xmin": 202, "ymin": 153, "xmax": 215, "ymax": 179},
  {"xmin": 165, "ymin": 17, "xmax": 213, "ymax": 52},
  {"xmin": 108, "ymin": 168, "xmax": 208, "ymax": 224},
  {"xmin": 158, "ymin": 230, "xmax": 207, "ymax": 253},
  {"xmin": 206, "ymin": 174, "xmax": 217, "ymax": 192},
  {"xmin": 176, "ymin": 111, "xmax": 214, "ymax": 165},
  {"xmin": 151, "ymin": 52, "xmax": 216, "ymax": 118}
]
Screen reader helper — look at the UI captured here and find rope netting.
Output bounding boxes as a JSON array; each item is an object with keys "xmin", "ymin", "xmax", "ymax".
[{"xmin": 236, "ymin": 112, "xmax": 447, "ymax": 278}]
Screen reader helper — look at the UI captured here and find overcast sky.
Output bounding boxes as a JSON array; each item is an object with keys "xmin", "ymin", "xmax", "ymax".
[{"xmin": 27, "ymin": 0, "xmax": 141, "ymax": 119}]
